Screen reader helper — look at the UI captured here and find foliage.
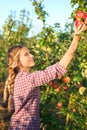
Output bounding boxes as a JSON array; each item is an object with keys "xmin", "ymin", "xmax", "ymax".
[
  {"xmin": 30, "ymin": 0, "xmax": 48, "ymax": 23},
  {"xmin": 0, "ymin": 9, "xmax": 34, "ymax": 81}
]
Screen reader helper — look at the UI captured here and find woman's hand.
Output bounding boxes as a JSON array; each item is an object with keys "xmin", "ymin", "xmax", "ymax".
[{"xmin": 74, "ymin": 24, "xmax": 86, "ymax": 36}]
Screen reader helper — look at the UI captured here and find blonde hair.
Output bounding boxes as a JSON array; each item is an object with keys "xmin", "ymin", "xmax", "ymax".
[{"xmin": 3, "ymin": 44, "xmax": 24, "ymax": 111}]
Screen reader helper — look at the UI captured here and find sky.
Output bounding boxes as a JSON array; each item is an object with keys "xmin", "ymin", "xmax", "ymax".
[{"xmin": 0, "ymin": 0, "xmax": 73, "ymax": 36}]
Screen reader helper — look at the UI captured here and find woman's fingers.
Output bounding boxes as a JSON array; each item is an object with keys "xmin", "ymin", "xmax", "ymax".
[
  {"xmin": 80, "ymin": 24, "xmax": 86, "ymax": 32},
  {"xmin": 75, "ymin": 24, "xmax": 86, "ymax": 35}
]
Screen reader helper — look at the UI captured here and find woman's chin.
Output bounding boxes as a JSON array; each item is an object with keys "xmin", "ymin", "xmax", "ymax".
[{"xmin": 30, "ymin": 63, "xmax": 35, "ymax": 67}]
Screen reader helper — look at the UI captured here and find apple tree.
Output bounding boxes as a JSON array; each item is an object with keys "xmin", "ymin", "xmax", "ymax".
[{"xmin": 30, "ymin": 0, "xmax": 87, "ymax": 129}]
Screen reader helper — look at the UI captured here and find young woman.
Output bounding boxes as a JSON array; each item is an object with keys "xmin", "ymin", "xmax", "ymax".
[{"xmin": 3, "ymin": 24, "xmax": 86, "ymax": 130}]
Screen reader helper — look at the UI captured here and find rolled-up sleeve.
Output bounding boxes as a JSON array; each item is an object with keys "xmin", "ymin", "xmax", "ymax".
[{"xmin": 29, "ymin": 62, "xmax": 67, "ymax": 87}]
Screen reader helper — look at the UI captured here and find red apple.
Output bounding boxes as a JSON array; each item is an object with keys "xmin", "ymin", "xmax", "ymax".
[
  {"xmin": 57, "ymin": 102, "xmax": 62, "ymax": 108},
  {"xmin": 62, "ymin": 76, "xmax": 71, "ymax": 83},
  {"xmin": 63, "ymin": 86, "xmax": 68, "ymax": 91},
  {"xmin": 72, "ymin": 108, "xmax": 76, "ymax": 113},
  {"xmin": 55, "ymin": 87, "xmax": 61, "ymax": 92},
  {"xmin": 75, "ymin": 10, "xmax": 87, "ymax": 29},
  {"xmin": 75, "ymin": 10, "xmax": 86, "ymax": 28},
  {"xmin": 52, "ymin": 82, "xmax": 58, "ymax": 89},
  {"xmin": 76, "ymin": 10, "xmax": 86, "ymax": 21}
]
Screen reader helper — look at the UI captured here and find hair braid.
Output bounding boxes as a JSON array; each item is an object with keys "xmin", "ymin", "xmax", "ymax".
[
  {"xmin": 3, "ymin": 44, "xmax": 24, "ymax": 111},
  {"xmin": 4, "ymin": 67, "xmax": 16, "ymax": 111}
]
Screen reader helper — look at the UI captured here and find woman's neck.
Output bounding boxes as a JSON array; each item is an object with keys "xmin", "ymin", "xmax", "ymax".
[{"xmin": 20, "ymin": 67, "xmax": 30, "ymax": 72}]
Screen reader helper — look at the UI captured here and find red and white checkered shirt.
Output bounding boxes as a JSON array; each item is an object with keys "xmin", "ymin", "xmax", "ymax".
[{"xmin": 9, "ymin": 62, "xmax": 67, "ymax": 130}]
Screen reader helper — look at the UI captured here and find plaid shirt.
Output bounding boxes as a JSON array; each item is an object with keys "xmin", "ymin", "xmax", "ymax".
[{"xmin": 9, "ymin": 62, "xmax": 67, "ymax": 130}]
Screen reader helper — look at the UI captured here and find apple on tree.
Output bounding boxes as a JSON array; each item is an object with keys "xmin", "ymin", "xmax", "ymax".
[
  {"xmin": 51, "ymin": 82, "xmax": 58, "ymax": 89},
  {"xmin": 55, "ymin": 87, "xmax": 61, "ymax": 92},
  {"xmin": 76, "ymin": 10, "xmax": 86, "ymax": 21},
  {"xmin": 75, "ymin": 10, "xmax": 87, "ymax": 28},
  {"xmin": 56, "ymin": 102, "xmax": 62, "ymax": 108},
  {"xmin": 62, "ymin": 76, "xmax": 71, "ymax": 83},
  {"xmin": 63, "ymin": 86, "xmax": 68, "ymax": 91},
  {"xmin": 72, "ymin": 108, "xmax": 76, "ymax": 113}
]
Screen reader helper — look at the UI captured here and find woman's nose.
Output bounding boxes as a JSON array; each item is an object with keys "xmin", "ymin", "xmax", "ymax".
[{"xmin": 30, "ymin": 53, "xmax": 34, "ymax": 58}]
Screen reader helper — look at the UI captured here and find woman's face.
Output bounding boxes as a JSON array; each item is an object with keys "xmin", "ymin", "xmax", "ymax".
[{"xmin": 19, "ymin": 47, "xmax": 35, "ymax": 71}]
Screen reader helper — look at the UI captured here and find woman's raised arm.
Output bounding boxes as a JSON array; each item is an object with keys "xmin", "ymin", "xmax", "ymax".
[{"xmin": 59, "ymin": 24, "xmax": 86, "ymax": 68}]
